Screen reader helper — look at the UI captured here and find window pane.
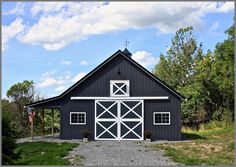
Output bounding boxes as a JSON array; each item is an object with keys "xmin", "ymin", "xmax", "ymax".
[
  {"xmin": 113, "ymin": 85, "xmax": 118, "ymax": 93},
  {"xmin": 121, "ymin": 85, "xmax": 127, "ymax": 92},
  {"xmin": 111, "ymin": 81, "xmax": 129, "ymax": 96},
  {"xmin": 71, "ymin": 113, "xmax": 85, "ymax": 124},
  {"xmin": 115, "ymin": 90, "xmax": 124, "ymax": 95},
  {"xmin": 155, "ymin": 113, "xmax": 170, "ymax": 124},
  {"xmin": 116, "ymin": 83, "xmax": 124, "ymax": 87}
]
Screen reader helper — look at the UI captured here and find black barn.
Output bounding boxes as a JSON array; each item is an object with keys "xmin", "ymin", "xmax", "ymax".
[{"xmin": 26, "ymin": 49, "xmax": 184, "ymax": 141}]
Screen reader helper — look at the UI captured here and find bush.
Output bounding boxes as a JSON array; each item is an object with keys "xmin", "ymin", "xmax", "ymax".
[
  {"xmin": 2, "ymin": 111, "xmax": 20, "ymax": 165},
  {"xmin": 82, "ymin": 129, "xmax": 90, "ymax": 138},
  {"xmin": 145, "ymin": 130, "xmax": 152, "ymax": 139}
]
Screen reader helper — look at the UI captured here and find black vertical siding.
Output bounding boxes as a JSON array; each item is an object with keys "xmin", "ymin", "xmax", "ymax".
[
  {"xmin": 34, "ymin": 53, "xmax": 182, "ymax": 140},
  {"xmin": 60, "ymin": 100, "xmax": 95, "ymax": 140},
  {"xmin": 144, "ymin": 99, "xmax": 181, "ymax": 140}
]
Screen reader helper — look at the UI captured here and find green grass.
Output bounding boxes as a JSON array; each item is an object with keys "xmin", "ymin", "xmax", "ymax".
[
  {"xmin": 14, "ymin": 142, "xmax": 78, "ymax": 165},
  {"xmin": 153, "ymin": 122, "xmax": 234, "ymax": 165}
]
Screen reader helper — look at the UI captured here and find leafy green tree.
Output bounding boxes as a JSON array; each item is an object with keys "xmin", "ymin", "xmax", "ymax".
[
  {"xmin": 153, "ymin": 26, "xmax": 198, "ymax": 89},
  {"xmin": 153, "ymin": 24, "xmax": 234, "ymax": 129},
  {"xmin": 211, "ymin": 25, "xmax": 234, "ymax": 116},
  {"xmin": 6, "ymin": 80, "xmax": 35, "ymax": 137}
]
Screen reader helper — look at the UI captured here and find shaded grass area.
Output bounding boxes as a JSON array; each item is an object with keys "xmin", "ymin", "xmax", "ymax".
[
  {"xmin": 14, "ymin": 142, "xmax": 78, "ymax": 165},
  {"xmin": 153, "ymin": 123, "xmax": 234, "ymax": 165}
]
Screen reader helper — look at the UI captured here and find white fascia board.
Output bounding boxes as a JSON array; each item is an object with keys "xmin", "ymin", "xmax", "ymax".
[{"xmin": 71, "ymin": 96, "xmax": 169, "ymax": 100}]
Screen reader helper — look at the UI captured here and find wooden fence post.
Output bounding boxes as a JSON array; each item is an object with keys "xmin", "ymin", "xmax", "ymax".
[
  {"xmin": 42, "ymin": 109, "xmax": 45, "ymax": 137},
  {"xmin": 52, "ymin": 109, "xmax": 54, "ymax": 135},
  {"xmin": 31, "ymin": 115, "xmax": 34, "ymax": 140}
]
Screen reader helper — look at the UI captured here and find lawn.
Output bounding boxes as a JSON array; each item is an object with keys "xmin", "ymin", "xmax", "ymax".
[
  {"xmin": 153, "ymin": 123, "xmax": 234, "ymax": 165},
  {"xmin": 14, "ymin": 142, "xmax": 78, "ymax": 165}
]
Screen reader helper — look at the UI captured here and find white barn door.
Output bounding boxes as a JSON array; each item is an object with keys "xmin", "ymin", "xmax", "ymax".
[{"xmin": 95, "ymin": 100, "xmax": 143, "ymax": 140}]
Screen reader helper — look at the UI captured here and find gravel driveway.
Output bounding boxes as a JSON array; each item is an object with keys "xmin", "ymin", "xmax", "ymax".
[{"xmin": 68, "ymin": 141, "xmax": 178, "ymax": 166}]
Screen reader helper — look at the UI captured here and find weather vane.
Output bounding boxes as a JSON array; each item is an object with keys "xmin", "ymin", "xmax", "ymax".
[{"xmin": 124, "ymin": 40, "xmax": 129, "ymax": 48}]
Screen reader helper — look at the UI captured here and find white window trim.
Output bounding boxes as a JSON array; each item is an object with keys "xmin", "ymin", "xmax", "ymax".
[
  {"xmin": 70, "ymin": 112, "xmax": 86, "ymax": 125},
  {"xmin": 153, "ymin": 112, "xmax": 170, "ymax": 125},
  {"xmin": 110, "ymin": 80, "xmax": 130, "ymax": 97}
]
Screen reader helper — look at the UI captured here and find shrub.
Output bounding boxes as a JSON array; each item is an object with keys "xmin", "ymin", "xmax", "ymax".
[
  {"xmin": 2, "ymin": 111, "xmax": 20, "ymax": 165},
  {"xmin": 82, "ymin": 129, "xmax": 90, "ymax": 138},
  {"xmin": 145, "ymin": 130, "xmax": 152, "ymax": 139}
]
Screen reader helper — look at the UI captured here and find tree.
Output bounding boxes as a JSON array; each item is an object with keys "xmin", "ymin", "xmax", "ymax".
[
  {"xmin": 153, "ymin": 24, "xmax": 234, "ymax": 129},
  {"xmin": 210, "ymin": 25, "xmax": 234, "ymax": 118},
  {"xmin": 153, "ymin": 26, "xmax": 199, "ymax": 89},
  {"xmin": 6, "ymin": 80, "xmax": 35, "ymax": 137}
]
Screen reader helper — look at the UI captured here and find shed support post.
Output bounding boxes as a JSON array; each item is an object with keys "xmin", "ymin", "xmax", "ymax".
[
  {"xmin": 42, "ymin": 109, "xmax": 45, "ymax": 137},
  {"xmin": 31, "ymin": 117, "xmax": 34, "ymax": 140},
  {"xmin": 52, "ymin": 109, "xmax": 54, "ymax": 135}
]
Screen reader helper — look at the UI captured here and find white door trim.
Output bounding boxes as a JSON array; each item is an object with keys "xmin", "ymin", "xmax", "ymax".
[{"xmin": 95, "ymin": 99, "xmax": 144, "ymax": 141}]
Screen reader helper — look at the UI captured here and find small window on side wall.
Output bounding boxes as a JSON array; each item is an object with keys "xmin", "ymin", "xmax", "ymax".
[
  {"xmin": 70, "ymin": 112, "xmax": 86, "ymax": 125},
  {"xmin": 153, "ymin": 112, "xmax": 170, "ymax": 125},
  {"xmin": 110, "ymin": 80, "xmax": 130, "ymax": 97}
]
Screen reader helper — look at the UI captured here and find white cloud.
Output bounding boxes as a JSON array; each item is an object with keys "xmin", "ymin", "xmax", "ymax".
[
  {"xmin": 132, "ymin": 51, "xmax": 159, "ymax": 68},
  {"xmin": 71, "ymin": 72, "xmax": 87, "ymax": 83},
  {"xmin": 54, "ymin": 85, "xmax": 66, "ymax": 92},
  {"xmin": 31, "ymin": 2, "xmax": 68, "ymax": 16},
  {"xmin": 42, "ymin": 70, "xmax": 56, "ymax": 77},
  {"xmin": 37, "ymin": 78, "xmax": 57, "ymax": 88},
  {"xmin": 37, "ymin": 70, "xmax": 86, "ymax": 91},
  {"xmin": 208, "ymin": 21, "xmax": 219, "ymax": 33},
  {"xmin": 80, "ymin": 60, "xmax": 89, "ymax": 65},
  {"xmin": 18, "ymin": 2, "xmax": 234, "ymax": 50},
  {"xmin": 216, "ymin": 2, "xmax": 234, "ymax": 13},
  {"xmin": 2, "ymin": 18, "xmax": 25, "ymax": 52},
  {"xmin": 3, "ymin": 2, "xmax": 25, "ymax": 15},
  {"xmin": 60, "ymin": 60, "xmax": 72, "ymax": 65},
  {"xmin": 207, "ymin": 21, "xmax": 221, "ymax": 36}
]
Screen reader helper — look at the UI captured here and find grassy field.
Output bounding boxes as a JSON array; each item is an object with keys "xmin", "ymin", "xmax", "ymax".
[
  {"xmin": 153, "ymin": 122, "xmax": 234, "ymax": 165},
  {"xmin": 14, "ymin": 142, "xmax": 78, "ymax": 165}
]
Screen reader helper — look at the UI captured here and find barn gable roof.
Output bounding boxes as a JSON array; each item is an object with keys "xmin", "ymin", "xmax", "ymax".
[{"xmin": 26, "ymin": 49, "xmax": 184, "ymax": 107}]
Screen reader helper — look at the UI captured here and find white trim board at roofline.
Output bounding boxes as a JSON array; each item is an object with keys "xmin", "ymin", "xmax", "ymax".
[{"xmin": 71, "ymin": 96, "xmax": 169, "ymax": 100}]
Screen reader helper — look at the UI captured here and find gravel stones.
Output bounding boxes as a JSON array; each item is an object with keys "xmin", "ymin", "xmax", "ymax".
[{"xmin": 69, "ymin": 141, "xmax": 178, "ymax": 166}]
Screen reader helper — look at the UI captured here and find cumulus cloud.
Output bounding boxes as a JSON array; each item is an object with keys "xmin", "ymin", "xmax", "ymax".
[
  {"xmin": 54, "ymin": 85, "xmax": 66, "ymax": 92},
  {"xmin": 207, "ymin": 21, "xmax": 221, "ymax": 36},
  {"xmin": 36, "ymin": 70, "xmax": 86, "ymax": 93},
  {"xmin": 60, "ymin": 60, "xmax": 72, "ymax": 65},
  {"xmin": 71, "ymin": 72, "xmax": 87, "ymax": 83},
  {"xmin": 2, "ymin": 18, "xmax": 25, "ymax": 52},
  {"xmin": 42, "ymin": 70, "xmax": 56, "ymax": 77},
  {"xmin": 17, "ymin": 2, "xmax": 234, "ymax": 51},
  {"xmin": 80, "ymin": 60, "xmax": 89, "ymax": 65},
  {"xmin": 37, "ymin": 78, "xmax": 57, "ymax": 88},
  {"xmin": 3, "ymin": 2, "xmax": 25, "ymax": 15},
  {"xmin": 132, "ymin": 51, "xmax": 159, "ymax": 68},
  {"xmin": 37, "ymin": 70, "xmax": 69, "ymax": 89}
]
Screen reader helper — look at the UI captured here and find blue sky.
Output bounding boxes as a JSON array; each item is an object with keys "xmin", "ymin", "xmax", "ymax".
[{"xmin": 2, "ymin": 1, "xmax": 234, "ymax": 98}]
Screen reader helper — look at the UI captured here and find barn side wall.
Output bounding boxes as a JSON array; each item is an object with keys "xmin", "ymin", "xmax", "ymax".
[
  {"xmin": 60, "ymin": 100, "xmax": 95, "ymax": 140},
  {"xmin": 144, "ymin": 99, "xmax": 181, "ymax": 141}
]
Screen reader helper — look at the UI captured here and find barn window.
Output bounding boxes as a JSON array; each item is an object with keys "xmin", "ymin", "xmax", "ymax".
[
  {"xmin": 70, "ymin": 112, "xmax": 86, "ymax": 125},
  {"xmin": 110, "ymin": 80, "xmax": 130, "ymax": 97},
  {"xmin": 153, "ymin": 112, "xmax": 170, "ymax": 125}
]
